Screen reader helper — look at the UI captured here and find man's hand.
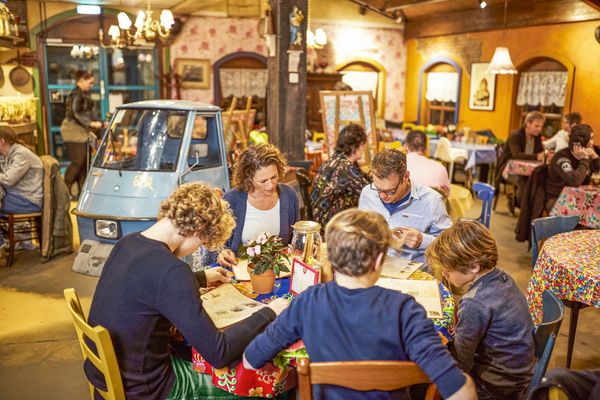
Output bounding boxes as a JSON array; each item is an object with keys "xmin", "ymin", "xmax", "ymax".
[
  {"xmin": 394, "ymin": 227, "xmax": 423, "ymax": 249},
  {"xmin": 572, "ymin": 143, "xmax": 589, "ymax": 160},
  {"xmin": 204, "ymin": 267, "xmax": 232, "ymax": 284},
  {"xmin": 90, "ymin": 121, "xmax": 102, "ymax": 129},
  {"xmin": 536, "ymin": 151, "xmax": 546, "ymax": 161},
  {"xmin": 267, "ymin": 298, "xmax": 289, "ymax": 316},
  {"xmin": 217, "ymin": 249, "xmax": 237, "ymax": 267},
  {"xmin": 585, "ymin": 146, "xmax": 599, "ymax": 160}
]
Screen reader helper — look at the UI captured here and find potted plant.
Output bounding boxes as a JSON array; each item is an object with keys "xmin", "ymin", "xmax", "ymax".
[{"xmin": 238, "ymin": 233, "xmax": 291, "ymax": 294}]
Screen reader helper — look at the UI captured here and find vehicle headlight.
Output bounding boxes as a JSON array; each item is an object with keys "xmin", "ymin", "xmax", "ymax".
[{"xmin": 95, "ymin": 220, "xmax": 120, "ymax": 239}]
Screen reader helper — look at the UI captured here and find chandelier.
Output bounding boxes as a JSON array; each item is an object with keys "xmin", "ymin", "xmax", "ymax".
[
  {"xmin": 306, "ymin": 0, "xmax": 327, "ymax": 49},
  {"xmin": 99, "ymin": 1, "xmax": 174, "ymax": 48},
  {"xmin": 71, "ymin": 45, "xmax": 99, "ymax": 59}
]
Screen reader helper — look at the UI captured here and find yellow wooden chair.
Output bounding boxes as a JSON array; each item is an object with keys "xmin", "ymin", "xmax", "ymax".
[
  {"xmin": 312, "ymin": 131, "xmax": 326, "ymax": 143},
  {"xmin": 297, "ymin": 357, "xmax": 440, "ymax": 400},
  {"xmin": 64, "ymin": 288, "xmax": 125, "ymax": 400}
]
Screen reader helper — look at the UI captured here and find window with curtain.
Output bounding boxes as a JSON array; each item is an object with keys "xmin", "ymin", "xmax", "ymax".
[
  {"xmin": 514, "ymin": 60, "xmax": 568, "ymax": 136},
  {"xmin": 425, "ymin": 72, "xmax": 458, "ymax": 125}
]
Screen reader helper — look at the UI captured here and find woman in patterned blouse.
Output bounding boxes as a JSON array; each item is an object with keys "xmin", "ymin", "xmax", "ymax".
[{"xmin": 310, "ymin": 124, "xmax": 370, "ymax": 226}]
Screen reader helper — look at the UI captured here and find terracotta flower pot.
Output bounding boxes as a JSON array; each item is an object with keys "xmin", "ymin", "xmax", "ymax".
[{"xmin": 247, "ymin": 265, "xmax": 276, "ymax": 294}]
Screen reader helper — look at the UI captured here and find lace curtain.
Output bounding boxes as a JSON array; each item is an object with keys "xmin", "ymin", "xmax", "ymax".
[
  {"xmin": 516, "ymin": 71, "xmax": 568, "ymax": 107},
  {"xmin": 426, "ymin": 72, "xmax": 458, "ymax": 102},
  {"xmin": 219, "ymin": 68, "xmax": 268, "ymax": 98}
]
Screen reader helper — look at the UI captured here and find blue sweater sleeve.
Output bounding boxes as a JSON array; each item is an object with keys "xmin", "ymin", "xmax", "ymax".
[
  {"xmin": 400, "ymin": 298, "xmax": 466, "ymax": 399},
  {"xmin": 154, "ymin": 264, "xmax": 276, "ymax": 368},
  {"xmin": 244, "ymin": 291, "xmax": 305, "ymax": 368}
]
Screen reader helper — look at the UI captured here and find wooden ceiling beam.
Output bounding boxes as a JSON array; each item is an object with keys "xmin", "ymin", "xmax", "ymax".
[
  {"xmin": 385, "ymin": 0, "xmax": 451, "ymax": 12},
  {"xmin": 581, "ymin": 0, "xmax": 600, "ymax": 11},
  {"xmin": 404, "ymin": 0, "xmax": 600, "ymax": 38}
]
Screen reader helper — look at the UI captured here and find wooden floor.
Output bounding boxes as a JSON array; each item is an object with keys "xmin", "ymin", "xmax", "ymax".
[{"xmin": 0, "ymin": 194, "xmax": 598, "ymax": 399}]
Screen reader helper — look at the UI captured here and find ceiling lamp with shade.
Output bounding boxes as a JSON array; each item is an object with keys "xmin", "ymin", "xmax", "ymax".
[
  {"xmin": 487, "ymin": 0, "xmax": 517, "ymax": 75},
  {"xmin": 99, "ymin": 1, "xmax": 174, "ymax": 49}
]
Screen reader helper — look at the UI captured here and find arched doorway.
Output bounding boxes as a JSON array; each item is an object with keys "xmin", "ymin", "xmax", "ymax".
[
  {"xmin": 213, "ymin": 52, "xmax": 267, "ymax": 127},
  {"xmin": 418, "ymin": 57, "xmax": 462, "ymax": 126},
  {"xmin": 336, "ymin": 58, "xmax": 386, "ymax": 119}
]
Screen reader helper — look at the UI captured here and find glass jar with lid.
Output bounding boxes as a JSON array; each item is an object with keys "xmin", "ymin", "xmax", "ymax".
[{"xmin": 291, "ymin": 221, "xmax": 322, "ymax": 264}]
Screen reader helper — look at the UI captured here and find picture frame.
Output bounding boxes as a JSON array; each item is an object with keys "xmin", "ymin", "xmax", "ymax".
[
  {"xmin": 175, "ymin": 58, "xmax": 211, "ymax": 89},
  {"xmin": 469, "ymin": 63, "xmax": 496, "ymax": 111},
  {"xmin": 290, "ymin": 257, "xmax": 320, "ymax": 295}
]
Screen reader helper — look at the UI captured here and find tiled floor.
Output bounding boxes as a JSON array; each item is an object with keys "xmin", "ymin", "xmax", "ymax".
[{"xmin": 0, "ymin": 196, "xmax": 598, "ymax": 399}]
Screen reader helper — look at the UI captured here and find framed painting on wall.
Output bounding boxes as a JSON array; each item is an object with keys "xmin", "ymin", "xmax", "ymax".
[
  {"xmin": 175, "ymin": 58, "xmax": 211, "ymax": 89},
  {"xmin": 469, "ymin": 63, "xmax": 496, "ymax": 111}
]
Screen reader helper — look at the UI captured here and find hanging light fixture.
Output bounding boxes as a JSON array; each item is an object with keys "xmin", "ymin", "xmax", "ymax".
[
  {"xmin": 306, "ymin": 0, "xmax": 327, "ymax": 49},
  {"xmin": 487, "ymin": 0, "xmax": 517, "ymax": 74},
  {"xmin": 99, "ymin": 0, "xmax": 174, "ymax": 49}
]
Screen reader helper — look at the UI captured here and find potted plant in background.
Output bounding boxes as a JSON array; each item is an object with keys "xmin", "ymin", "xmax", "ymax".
[{"xmin": 238, "ymin": 233, "xmax": 291, "ymax": 294}]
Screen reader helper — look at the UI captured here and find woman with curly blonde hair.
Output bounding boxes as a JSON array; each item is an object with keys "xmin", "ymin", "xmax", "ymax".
[
  {"xmin": 85, "ymin": 183, "xmax": 288, "ymax": 399},
  {"xmin": 217, "ymin": 143, "xmax": 299, "ymax": 267}
]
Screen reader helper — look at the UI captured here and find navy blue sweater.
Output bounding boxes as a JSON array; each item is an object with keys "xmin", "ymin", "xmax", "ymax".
[
  {"xmin": 222, "ymin": 183, "xmax": 300, "ymax": 253},
  {"xmin": 245, "ymin": 282, "xmax": 466, "ymax": 400},
  {"xmin": 84, "ymin": 233, "xmax": 276, "ymax": 399}
]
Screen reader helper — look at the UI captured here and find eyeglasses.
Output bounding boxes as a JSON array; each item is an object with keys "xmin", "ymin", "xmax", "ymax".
[{"xmin": 369, "ymin": 179, "xmax": 401, "ymax": 196}]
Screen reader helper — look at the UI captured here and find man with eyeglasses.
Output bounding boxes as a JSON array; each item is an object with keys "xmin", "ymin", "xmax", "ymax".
[{"xmin": 358, "ymin": 149, "xmax": 452, "ymax": 262}]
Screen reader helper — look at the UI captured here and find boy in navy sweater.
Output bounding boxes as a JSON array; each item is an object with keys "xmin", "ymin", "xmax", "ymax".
[
  {"xmin": 243, "ymin": 208, "xmax": 476, "ymax": 400},
  {"xmin": 427, "ymin": 220, "xmax": 535, "ymax": 399}
]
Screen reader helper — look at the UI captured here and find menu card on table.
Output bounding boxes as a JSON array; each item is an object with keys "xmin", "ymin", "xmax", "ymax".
[
  {"xmin": 201, "ymin": 284, "xmax": 267, "ymax": 329},
  {"xmin": 375, "ymin": 278, "xmax": 443, "ymax": 319},
  {"xmin": 380, "ymin": 257, "xmax": 422, "ymax": 279}
]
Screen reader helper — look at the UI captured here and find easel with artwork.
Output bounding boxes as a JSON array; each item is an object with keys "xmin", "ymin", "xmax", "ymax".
[
  {"xmin": 319, "ymin": 91, "xmax": 378, "ymax": 163},
  {"xmin": 222, "ymin": 96, "xmax": 257, "ymax": 163}
]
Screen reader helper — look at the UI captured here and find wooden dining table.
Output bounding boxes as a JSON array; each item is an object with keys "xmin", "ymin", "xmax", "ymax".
[{"xmin": 191, "ymin": 267, "xmax": 455, "ymax": 398}]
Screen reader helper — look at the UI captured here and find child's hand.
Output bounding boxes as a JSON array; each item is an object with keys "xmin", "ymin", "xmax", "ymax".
[
  {"xmin": 205, "ymin": 267, "xmax": 233, "ymax": 284},
  {"xmin": 217, "ymin": 249, "xmax": 237, "ymax": 267}
]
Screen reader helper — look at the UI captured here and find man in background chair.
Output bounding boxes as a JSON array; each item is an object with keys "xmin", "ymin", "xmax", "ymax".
[
  {"xmin": 0, "ymin": 126, "xmax": 43, "ymax": 251},
  {"xmin": 405, "ymin": 129, "xmax": 450, "ymax": 195}
]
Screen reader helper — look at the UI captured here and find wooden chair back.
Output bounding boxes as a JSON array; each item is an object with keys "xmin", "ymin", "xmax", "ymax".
[
  {"xmin": 64, "ymin": 288, "xmax": 125, "ymax": 400},
  {"xmin": 297, "ymin": 358, "xmax": 440, "ymax": 400}
]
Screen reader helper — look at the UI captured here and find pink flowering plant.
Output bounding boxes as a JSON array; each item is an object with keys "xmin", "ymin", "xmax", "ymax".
[{"xmin": 237, "ymin": 232, "xmax": 291, "ymax": 276}]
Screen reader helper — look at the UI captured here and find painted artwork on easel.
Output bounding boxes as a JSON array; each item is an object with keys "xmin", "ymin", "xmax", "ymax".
[{"xmin": 319, "ymin": 91, "xmax": 377, "ymax": 163}]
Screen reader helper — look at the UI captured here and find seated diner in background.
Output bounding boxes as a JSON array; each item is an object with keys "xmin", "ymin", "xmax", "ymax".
[
  {"xmin": 546, "ymin": 124, "xmax": 600, "ymax": 211},
  {"xmin": 543, "ymin": 112, "xmax": 582, "ymax": 153},
  {"xmin": 495, "ymin": 111, "xmax": 546, "ymax": 205},
  {"xmin": 216, "ymin": 143, "xmax": 299, "ymax": 267},
  {"xmin": 84, "ymin": 183, "xmax": 288, "ymax": 399},
  {"xmin": 0, "ymin": 126, "xmax": 43, "ymax": 250},
  {"xmin": 405, "ymin": 129, "xmax": 451, "ymax": 195},
  {"xmin": 427, "ymin": 220, "xmax": 535, "ymax": 400},
  {"xmin": 358, "ymin": 149, "xmax": 452, "ymax": 262},
  {"xmin": 243, "ymin": 208, "xmax": 476, "ymax": 400},
  {"xmin": 310, "ymin": 123, "xmax": 370, "ymax": 227}
]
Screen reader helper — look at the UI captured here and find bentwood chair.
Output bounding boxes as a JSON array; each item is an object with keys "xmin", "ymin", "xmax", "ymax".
[
  {"xmin": 472, "ymin": 182, "xmax": 495, "ymax": 229},
  {"xmin": 64, "ymin": 288, "xmax": 125, "ymax": 400},
  {"xmin": 295, "ymin": 168, "xmax": 314, "ymax": 221},
  {"xmin": 528, "ymin": 290, "xmax": 566, "ymax": 395},
  {"xmin": 297, "ymin": 358, "xmax": 441, "ymax": 400}
]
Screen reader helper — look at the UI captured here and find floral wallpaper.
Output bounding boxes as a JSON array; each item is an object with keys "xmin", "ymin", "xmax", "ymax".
[
  {"xmin": 170, "ymin": 16, "xmax": 406, "ymax": 121},
  {"xmin": 170, "ymin": 16, "xmax": 268, "ymax": 104}
]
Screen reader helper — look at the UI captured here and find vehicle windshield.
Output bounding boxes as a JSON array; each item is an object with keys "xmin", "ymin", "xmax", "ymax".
[{"xmin": 93, "ymin": 108, "xmax": 188, "ymax": 171}]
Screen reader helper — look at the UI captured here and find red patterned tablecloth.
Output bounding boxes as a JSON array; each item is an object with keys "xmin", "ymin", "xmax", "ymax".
[
  {"xmin": 527, "ymin": 230, "xmax": 600, "ymax": 325},
  {"xmin": 192, "ymin": 273, "xmax": 455, "ymax": 397},
  {"xmin": 501, "ymin": 159, "xmax": 542, "ymax": 180},
  {"xmin": 550, "ymin": 185, "xmax": 600, "ymax": 228}
]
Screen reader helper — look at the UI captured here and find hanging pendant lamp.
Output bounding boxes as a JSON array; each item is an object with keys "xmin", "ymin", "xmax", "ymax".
[{"xmin": 487, "ymin": 0, "xmax": 517, "ymax": 75}]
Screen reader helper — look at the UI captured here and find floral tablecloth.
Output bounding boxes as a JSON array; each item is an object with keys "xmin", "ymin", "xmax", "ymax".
[
  {"xmin": 527, "ymin": 230, "xmax": 600, "ymax": 325},
  {"xmin": 501, "ymin": 159, "xmax": 542, "ymax": 180},
  {"xmin": 550, "ymin": 185, "xmax": 600, "ymax": 229},
  {"xmin": 192, "ymin": 272, "xmax": 455, "ymax": 397}
]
